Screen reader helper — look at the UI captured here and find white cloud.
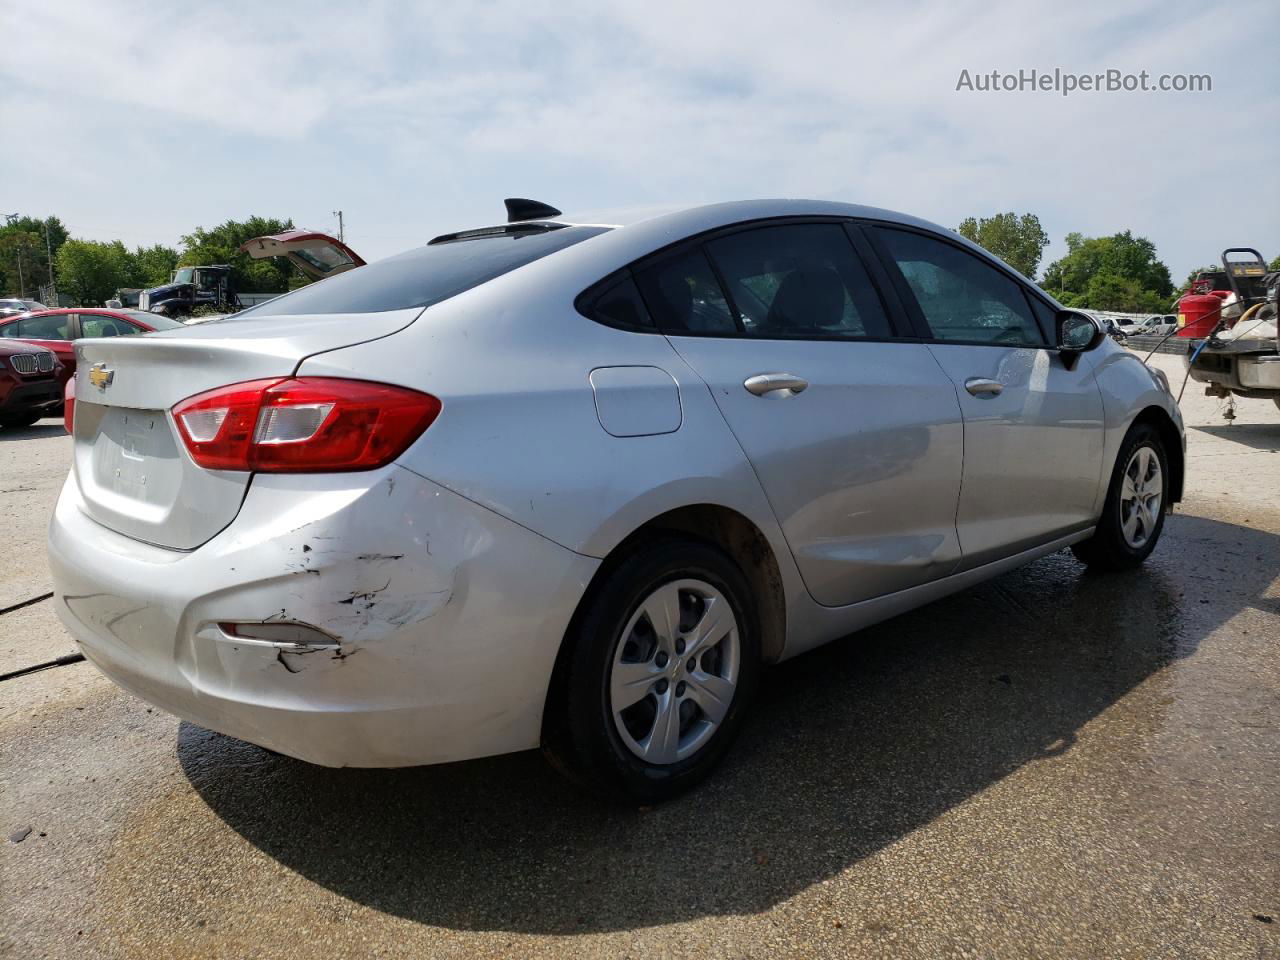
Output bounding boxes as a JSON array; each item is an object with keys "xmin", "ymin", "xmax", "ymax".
[{"xmin": 3, "ymin": 0, "xmax": 1276, "ymax": 279}]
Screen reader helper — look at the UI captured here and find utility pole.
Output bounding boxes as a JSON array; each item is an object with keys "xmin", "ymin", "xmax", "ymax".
[
  {"xmin": 43, "ymin": 219, "xmax": 57, "ymax": 304},
  {"xmin": 2, "ymin": 214, "xmax": 16, "ymax": 297},
  {"xmin": 332, "ymin": 210, "xmax": 344, "ymax": 244}
]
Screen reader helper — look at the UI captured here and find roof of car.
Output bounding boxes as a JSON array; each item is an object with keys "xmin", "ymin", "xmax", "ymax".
[
  {"xmin": 456, "ymin": 198, "xmax": 1052, "ymax": 307},
  {"xmin": 584, "ymin": 198, "xmax": 1010, "ymax": 273}
]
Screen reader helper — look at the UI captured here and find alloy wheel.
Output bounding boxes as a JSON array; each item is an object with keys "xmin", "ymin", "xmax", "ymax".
[
  {"xmin": 1119, "ymin": 444, "xmax": 1163, "ymax": 549},
  {"xmin": 609, "ymin": 578, "xmax": 741, "ymax": 765}
]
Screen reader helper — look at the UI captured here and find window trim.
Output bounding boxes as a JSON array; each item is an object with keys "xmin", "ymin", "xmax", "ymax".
[
  {"xmin": 862, "ymin": 221, "xmax": 1058, "ymax": 349},
  {"xmin": 577, "ymin": 215, "xmax": 913, "ymax": 343}
]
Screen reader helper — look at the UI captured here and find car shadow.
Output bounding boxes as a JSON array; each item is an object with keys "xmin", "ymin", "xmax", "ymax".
[
  {"xmin": 0, "ymin": 420, "xmax": 66, "ymax": 442},
  {"xmin": 179, "ymin": 512, "xmax": 1274, "ymax": 934},
  {"xmin": 1191, "ymin": 422, "xmax": 1280, "ymax": 452}
]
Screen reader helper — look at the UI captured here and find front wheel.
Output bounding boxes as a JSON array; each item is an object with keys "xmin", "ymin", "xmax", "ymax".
[
  {"xmin": 1072, "ymin": 422, "xmax": 1169, "ymax": 570},
  {"xmin": 543, "ymin": 537, "xmax": 760, "ymax": 803}
]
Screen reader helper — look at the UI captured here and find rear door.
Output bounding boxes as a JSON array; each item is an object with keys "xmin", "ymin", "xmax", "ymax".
[
  {"xmin": 638, "ymin": 220, "xmax": 965, "ymax": 607},
  {"xmin": 868, "ymin": 225, "xmax": 1105, "ymax": 568}
]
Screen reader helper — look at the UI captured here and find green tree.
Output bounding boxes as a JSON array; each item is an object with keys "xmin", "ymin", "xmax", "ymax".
[
  {"xmin": 0, "ymin": 215, "xmax": 68, "ymax": 297},
  {"xmin": 1269, "ymin": 254, "xmax": 1280, "ymax": 272},
  {"xmin": 128, "ymin": 244, "xmax": 180, "ymax": 288},
  {"xmin": 178, "ymin": 216, "xmax": 305, "ymax": 293},
  {"xmin": 957, "ymin": 212, "xmax": 1049, "ymax": 279},
  {"xmin": 55, "ymin": 240, "xmax": 133, "ymax": 305},
  {"xmin": 1103, "ymin": 231, "xmax": 1172, "ymax": 299},
  {"xmin": 1041, "ymin": 231, "xmax": 1174, "ymax": 311},
  {"xmin": 1083, "ymin": 273, "xmax": 1168, "ymax": 313}
]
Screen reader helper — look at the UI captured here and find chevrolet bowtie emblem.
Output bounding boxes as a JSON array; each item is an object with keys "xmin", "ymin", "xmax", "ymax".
[{"xmin": 88, "ymin": 364, "xmax": 114, "ymax": 389}]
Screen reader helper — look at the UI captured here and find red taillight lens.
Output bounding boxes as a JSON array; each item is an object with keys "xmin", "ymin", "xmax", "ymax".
[
  {"xmin": 172, "ymin": 378, "xmax": 441, "ymax": 472},
  {"xmin": 63, "ymin": 374, "xmax": 75, "ymax": 435}
]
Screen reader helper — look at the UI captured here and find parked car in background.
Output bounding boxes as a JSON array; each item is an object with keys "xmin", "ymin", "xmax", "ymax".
[
  {"xmin": 0, "ymin": 308, "xmax": 187, "ymax": 377},
  {"xmin": 0, "ymin": 298, "xmax": 48, "ymax": 318},
  {"xmin": 0, "ymin": 341, "xmax": 63, "ymax": 427},
  {"xmin": 49, "ymin": 198, "xmax": 1185, "ymax": 802},
  {"xmin": 1096, "ymin": 316, "xmax": 1129, "ymax": 341},
  {"xmin": 1118, "ymin": 315, "xmax": 1176, "ymax": 337}
]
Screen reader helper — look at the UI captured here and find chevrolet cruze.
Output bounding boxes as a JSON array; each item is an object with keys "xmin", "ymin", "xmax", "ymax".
[{"xmin": 49, "ymin": 199, "xmax": 1184, "ymax": 801}]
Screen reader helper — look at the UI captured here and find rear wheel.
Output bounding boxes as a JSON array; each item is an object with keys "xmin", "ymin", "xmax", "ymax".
[
  {"xmin": 543, "ymin": 537, "xmax": 760, "ymax": 803},
  {"xmin": 1071, "ymin": 422, "xmax": 1169, "ymax": 570}
]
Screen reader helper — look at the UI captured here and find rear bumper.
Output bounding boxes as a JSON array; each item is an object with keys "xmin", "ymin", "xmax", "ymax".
[
  {"xmin": 48, "ymin": 464, "xmax": 597, "ymax": 767},
  {"xmin": 1186, "ymin": 345, "xmax": 1280, "ymax": 396}
]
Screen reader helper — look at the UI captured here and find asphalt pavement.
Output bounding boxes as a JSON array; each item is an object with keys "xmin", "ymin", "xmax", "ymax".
[{"xmin": 1, "ymin": 353, "xmax": 1277, "ymax": 959}]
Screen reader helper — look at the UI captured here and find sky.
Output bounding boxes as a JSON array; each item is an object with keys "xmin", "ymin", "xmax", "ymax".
[{"xmin": 3, "ymin": 0, "xmax": 1277, "ymax": 283}]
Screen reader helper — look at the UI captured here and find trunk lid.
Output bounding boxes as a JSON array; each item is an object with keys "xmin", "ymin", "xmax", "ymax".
[
  {"xmin": 70, "ymin": 310, "xmax": 416, "ymax": 550},
  {"xmin": 240, "ymin": 230, "xmax": 366, "ymax": 281}
]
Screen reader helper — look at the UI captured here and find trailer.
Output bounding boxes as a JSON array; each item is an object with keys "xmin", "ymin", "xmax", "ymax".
[{"xmin": 1182, "ymin": 248, "xmax": 1280, "ymax": 413}]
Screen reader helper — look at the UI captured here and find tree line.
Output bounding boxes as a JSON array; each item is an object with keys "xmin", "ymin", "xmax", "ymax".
[
  {"xmin": 6, "ymin": 208, "xmax": 1275, "ymax": 313},
  {"xmin": 958, "ymin": 212, "xmax": 1279, "ymax": 313},
  {"xmin": 0, "ymin": 214, "xmax": 311, "ymax": 306}
]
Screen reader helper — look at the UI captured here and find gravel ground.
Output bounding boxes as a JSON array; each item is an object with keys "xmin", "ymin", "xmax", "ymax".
[{"xmin": 1, "ymin": 353, "xmax": 1277, "ymax": 959}]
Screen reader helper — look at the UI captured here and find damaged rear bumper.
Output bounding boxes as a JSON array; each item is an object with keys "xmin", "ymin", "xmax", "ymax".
[{"xmin": 48, "ymin": 463, "xmax": 598, "ymax": 767}]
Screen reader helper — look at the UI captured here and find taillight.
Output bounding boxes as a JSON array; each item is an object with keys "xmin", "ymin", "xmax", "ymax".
[
  {"xmin": 63, "ymin": 374, "xmax": 75, "ymax": 435},
  {"xmin": 172, "ymin": 378, "xmax": 441, "ymax": 472}
]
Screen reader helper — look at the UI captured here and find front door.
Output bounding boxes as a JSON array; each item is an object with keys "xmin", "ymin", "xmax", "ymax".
[
  {"xmin": 870, "ymin": 225, "xmax": 1105, "ymax": 568},
  {"xmin": 635, "ymin": 221, "xmax": 966, "ymax": 607}
]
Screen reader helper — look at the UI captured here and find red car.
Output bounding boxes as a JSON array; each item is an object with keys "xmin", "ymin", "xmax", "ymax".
[
  {"xmin": 0, "ymin": 341, "xmax": 64, "ymax": 428},
  {"xmin": 0, "ymin": 308, "xmax": 187, "ymax": 377}
]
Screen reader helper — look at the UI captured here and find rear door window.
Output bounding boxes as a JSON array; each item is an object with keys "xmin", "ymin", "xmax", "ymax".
[
  {"xmin": 240, "ymin": 225, "xmax": 609, "ymax": 317},
  {"xmin": 874, "ymin": 228, "xmax": 1046, "ymax": 346},
  {"xmin": 705, "ymin": 223, "xmax": 893, "ymax": 339},
  {"xmin": 80, "ymin": 314, "xmax": 144, "ymax": 338}
]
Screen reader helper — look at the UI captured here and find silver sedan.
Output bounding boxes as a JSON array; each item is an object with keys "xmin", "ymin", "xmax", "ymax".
[{"xmin": 48, "ymin": 199, "xmax": 1184, "ymax": 801}]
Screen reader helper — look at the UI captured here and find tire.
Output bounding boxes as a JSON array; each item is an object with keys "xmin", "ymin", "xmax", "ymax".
[
  {"xmin": 543, "ymin": 536, "xmax": 760, "ymax": 803},
  {"xmin": 0, "ymin": 412, "xmax": 41, "ymax": 429},
  {"xmin": 1071, "ymin": 422, "xmax": 1169, "ymax": 570}
]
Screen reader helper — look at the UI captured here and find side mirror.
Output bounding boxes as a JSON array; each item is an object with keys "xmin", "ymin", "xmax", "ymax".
[{"xmin": 1056, "ymin": 310, "xmax": 1105, "ymax": 369}]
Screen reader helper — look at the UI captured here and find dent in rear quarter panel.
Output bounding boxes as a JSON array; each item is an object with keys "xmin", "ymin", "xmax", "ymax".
[
  {"xmin": 1087, "ymin": 344, "xmax": 1185, "ymax": 500},
  {"xmin": 51, "ymin": 464, "xmax": 599, "ymax": 766}
]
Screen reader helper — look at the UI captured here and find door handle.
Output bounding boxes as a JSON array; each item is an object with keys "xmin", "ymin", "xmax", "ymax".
[
  {"xmin": 964, "ymin": 377, "xmax": 1003, "ymax": 398},
  {"xmin": 744, "ymin": 373, "xmax": 809, "ymax": 396}
]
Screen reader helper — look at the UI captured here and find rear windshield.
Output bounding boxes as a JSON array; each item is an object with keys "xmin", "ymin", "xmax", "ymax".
[{"xmin": 239, "ymin": 226, "xmax": 609, "ymax": 317}]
